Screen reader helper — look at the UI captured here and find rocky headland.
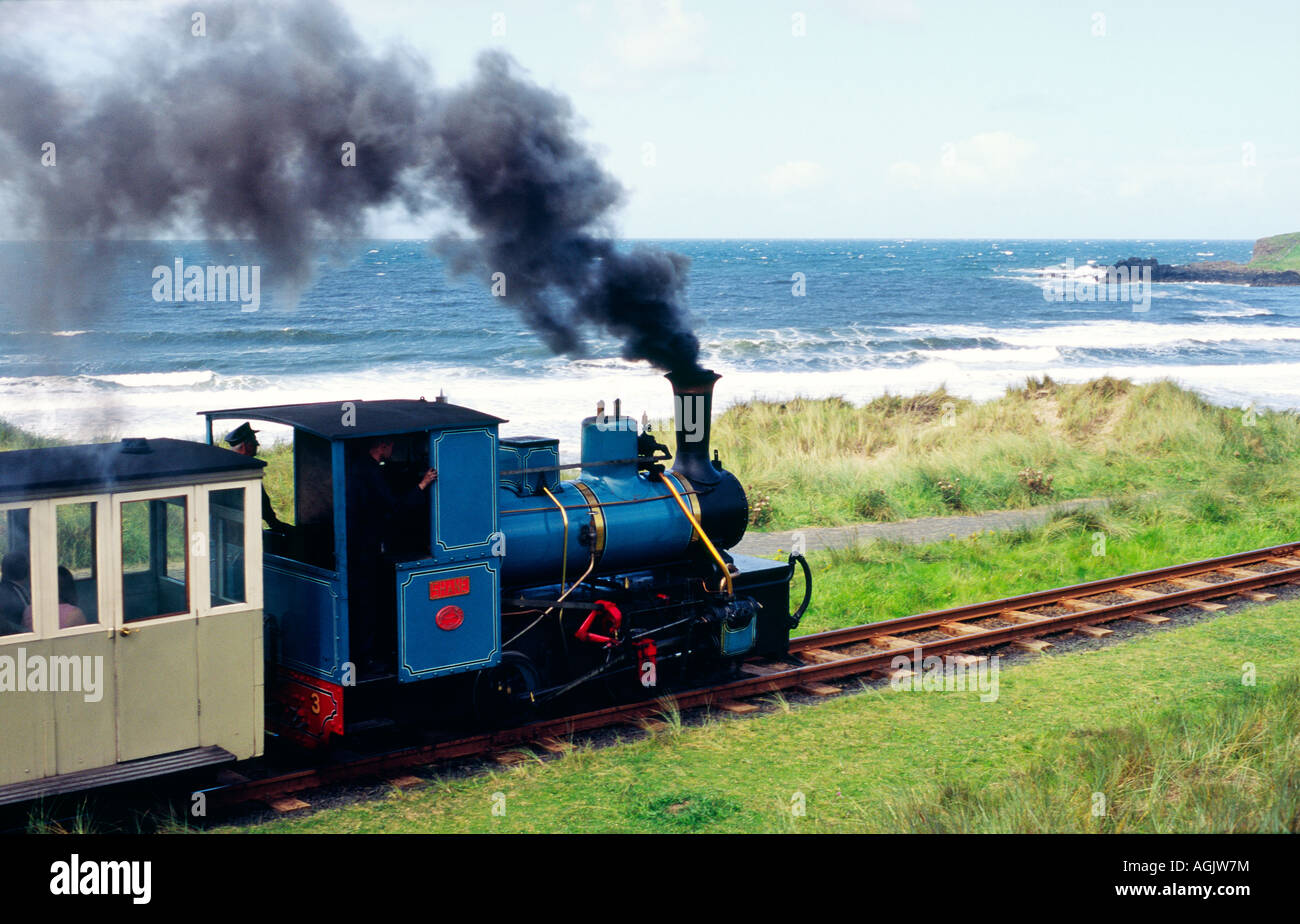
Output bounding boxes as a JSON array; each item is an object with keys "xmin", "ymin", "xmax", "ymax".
[{"xmin": 1114, "ymin": 232, "xmax": 1300, "ymax": 286}]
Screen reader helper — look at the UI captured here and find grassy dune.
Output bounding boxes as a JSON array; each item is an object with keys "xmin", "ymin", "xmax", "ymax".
[
  {"xmin": 0, "ymin": 419, "xmax": 63, "ymax": 450},
  {"xmin": 696, "ymin": 376, "xmax": 1300, "ymax": 531},
  {"xmin": 8, "ymin": 376, "xmax": 1297, "ymax": 539}
]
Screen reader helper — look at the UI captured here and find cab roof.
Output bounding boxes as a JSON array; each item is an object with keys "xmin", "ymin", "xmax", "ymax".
[
  {"xmin": 0, "ymin": 438, "xmax": 264, "ymax": 502},
  {"xmin": 200, "ymin": 398, "xmax": 505, "ymax": 442}
]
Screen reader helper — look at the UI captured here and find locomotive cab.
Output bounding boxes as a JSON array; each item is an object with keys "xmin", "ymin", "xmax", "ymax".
[{"xmin": 201, "ymin": 398, "xmax": 507, "ymax": 745}]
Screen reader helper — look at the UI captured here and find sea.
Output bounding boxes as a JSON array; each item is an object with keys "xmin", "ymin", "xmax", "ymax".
[{"xmin": 2, "ymin": 238, "xmax": 1297, "ymax": 456}]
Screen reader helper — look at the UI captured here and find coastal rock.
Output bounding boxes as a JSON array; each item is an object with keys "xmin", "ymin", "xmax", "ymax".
[
  {"xmin": 1114, "ymin": 233, "xmax": 1300, "ymax": 286},
  {"xmin": 1112, "ymin": 256, "xmax": 1300, "ymax": 287}
]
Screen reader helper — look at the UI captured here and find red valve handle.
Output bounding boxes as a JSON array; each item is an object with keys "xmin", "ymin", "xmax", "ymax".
[{"xmin": 575, "ymin": 599, "xmax": 622, "ymax": 646}]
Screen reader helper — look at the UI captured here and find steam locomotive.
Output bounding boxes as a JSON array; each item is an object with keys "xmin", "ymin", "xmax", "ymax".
[
  {"xmin": 0, "ymin": 368, "xmax": 809, "ymax": 803},
  {"xmin": 240, "ymin": 366, "xmax": 812, "ymax": 742}
]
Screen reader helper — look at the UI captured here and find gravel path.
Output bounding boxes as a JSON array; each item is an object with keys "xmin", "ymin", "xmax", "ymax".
[{"xmin": 735, "ymin": 498, "xmax": 1108, "ymax": 558}]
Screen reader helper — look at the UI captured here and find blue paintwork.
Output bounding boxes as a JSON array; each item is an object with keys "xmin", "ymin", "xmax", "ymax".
[
  {"xmin": 497, "ymin": 416, "xmax": 698, "ymax": 588},
  {"xmin": 263, "ymin": 556, "xmax": 347, "ymax": 681},
  {"xmin": 499, "ymin": 437, "xmax": 559, "ymax": 497},
  {"xmin": 580, "ymin": 415, "xmax": 637, "ymax": 477},
  {"xmin": 396, "ymin": 559, "xmax": 501, "ymax": 680},
  {"xmin": 331, "ymin": 439, "xmax": 350, "ymax": 671},
  {"xmin": 203, "ymin": 402, "xmax": 721, "ymax": 688},
  {"xmin": 432, "ymin": 427, "xmax": 498, "ymax": 558},
  {"xmin": 391, "ymin": 426, "xmax": 503, "ymax": 682}
]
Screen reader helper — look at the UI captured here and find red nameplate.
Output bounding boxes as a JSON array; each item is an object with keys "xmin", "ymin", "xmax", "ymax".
[{"xmin": 429, "ymin": 575, "xmax": 470, "ymax": 599}]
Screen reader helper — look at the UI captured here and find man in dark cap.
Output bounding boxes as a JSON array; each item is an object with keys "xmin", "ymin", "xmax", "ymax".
[{"xmin": 225, "ymin": 422, "xmax": 285, "ymax": 530}]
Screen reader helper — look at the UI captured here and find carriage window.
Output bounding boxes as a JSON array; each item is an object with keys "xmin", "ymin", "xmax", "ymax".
[
  {"xmin": 0, "ymin": 507, "xmax": 32, "ymax": 636},
  {"xmin": 209, "ymin": 487, "xmax": 246, "ymax": 606},
  {"xmin": 55, "ymin": 501, "xmax": 99, "ymax": 628},
  {"xmin": 121, "ymin": 495, "xmax": 189, "ymax": 621}
]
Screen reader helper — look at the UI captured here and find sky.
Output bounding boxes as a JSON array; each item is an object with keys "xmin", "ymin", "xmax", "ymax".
[{"xmin": 5, "ymin": 0, "xmax": 1299, "ymax": 239}]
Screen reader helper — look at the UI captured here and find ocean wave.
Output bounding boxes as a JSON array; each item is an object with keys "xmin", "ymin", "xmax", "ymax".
[
  {"xmin": 914, "ymin": 345, "xmax": 1062, "ymax": 364},
  {"xmin": 1191, "ymin": 306, "xmax": 1274, "ymax": 319},
  {"xmin": 694, "ymin": 318, "xmax": 1300, "ymax": 371},
  {"xmin": 91, "ymin": 370, "xmax": 218, "ymax": 388},
  {"xmin": 891, "ymin": 320, "xmax": 1300, "ymax": 350}
]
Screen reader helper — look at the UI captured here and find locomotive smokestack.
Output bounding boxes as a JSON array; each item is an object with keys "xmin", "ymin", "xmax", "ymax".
[{"xmin": 666, "ymin": 367, "xmax": 722, "ymax": 487}]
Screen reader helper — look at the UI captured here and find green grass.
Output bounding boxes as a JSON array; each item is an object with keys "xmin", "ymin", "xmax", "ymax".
[
  {"xmin": 1248, "ymin": 231, "xmax": 1300, "ymax": 272},
  {"xmin": 803, "ymin": 486, "xmax": 1300, "ymax": 635},
  {"xmin": 222, "ymin": 597, "xmax": 1300, "ymax": 834},
  {"xmin": 259, "ymin": 443, "xmax": 295, "ymax": 524},
  {"xmin": 686, "ymin": 376, "xmax": 1300, "ymax": 531},
  {"xmin": 886, "ymin": 672, "xmax": 1300, "ymax": 833},
  {"xmin": 0, "ymin": 419, "xmax": 63, "ymax": 450}
]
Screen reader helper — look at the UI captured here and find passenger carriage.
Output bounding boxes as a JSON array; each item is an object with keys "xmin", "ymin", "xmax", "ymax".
[{"xmin": 0, "ymin": 439, "xmax": 265, "ymax": 805}]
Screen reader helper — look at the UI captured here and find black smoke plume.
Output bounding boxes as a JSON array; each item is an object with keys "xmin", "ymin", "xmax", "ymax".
[{"xmin": 0, "ymin": 0, "xmax": 701, "ymax": 374}]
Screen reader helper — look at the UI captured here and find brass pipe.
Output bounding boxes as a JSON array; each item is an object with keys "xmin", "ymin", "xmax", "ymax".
[
  {"xmin": 661, "ymin": 475, "xmax": 733, "ymax": 597},
  {"xmin": 542, "ymin": 484, "xmax": 569, "ymax": 593}
]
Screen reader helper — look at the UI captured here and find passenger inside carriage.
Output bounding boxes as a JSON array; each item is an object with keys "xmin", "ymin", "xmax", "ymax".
[
  {"xmin": 5, "ymin": 564, "xmax": 91, "ymax": 634},
  {"xmin": 53, "ymin": 566, "xmax": 89, "ymax": 629},
  {"xmin": 0, "ymin": 551, "xmax": 30, "ymax": 636}
]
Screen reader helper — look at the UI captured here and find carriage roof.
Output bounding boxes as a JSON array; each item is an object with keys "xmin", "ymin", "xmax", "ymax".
[
  {"xmin": 0, "ymin": 438, "xmax": 263, "ymax": 502},
  {"xmin": 199, "ymin": 398, "xmax": 505, "ymax": 442}
]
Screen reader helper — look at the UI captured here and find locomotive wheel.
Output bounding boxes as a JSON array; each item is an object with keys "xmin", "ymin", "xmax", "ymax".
[{"xmin": 472, "ymin": 651, "xmax": 541, "ymax": 724}]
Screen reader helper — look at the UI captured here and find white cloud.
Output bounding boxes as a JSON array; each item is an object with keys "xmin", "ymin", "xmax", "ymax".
[
  {"xmin": 610, "ymin": 0, "xmax": 710, "ymax": 73},
  {"xmin": 888, "ymin": 130, "xmax": 1037, "ymax": 191},
  {"xmin": 946, "ymin": 131, "xmax": 1037, "ymax": 181},
  {"xmin": 887, "ymin": 160, "xmax": 924, "ymax": 190},
  {"xmin": 763, "ymin": 160, "xmax": 828, "ymax": 195},
  {"xmin": 832, "ymin": 0, "xmax": 921, "ymax": 24}
]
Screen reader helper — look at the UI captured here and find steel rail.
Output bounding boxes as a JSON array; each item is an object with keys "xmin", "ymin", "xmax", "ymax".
[
  {"xmin": 205, "ymin": 542, "xmax": 1300, "ymax": 812},
  {"xmin": 792, "ymin": 540, "xmax": 1300, "ymax": 651}
]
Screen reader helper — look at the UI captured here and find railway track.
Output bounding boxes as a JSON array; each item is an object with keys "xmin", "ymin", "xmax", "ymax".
[{"xmin": 207, "ymin": 541, "xmax": 1300, "ymax": 816}]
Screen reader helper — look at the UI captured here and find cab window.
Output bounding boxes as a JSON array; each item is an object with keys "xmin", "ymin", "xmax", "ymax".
[{"xmin": 121, "ymin": 495, "xmax": 189, "ymax": 621}]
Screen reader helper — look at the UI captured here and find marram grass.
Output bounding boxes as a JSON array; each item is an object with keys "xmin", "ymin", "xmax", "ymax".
[{"xmin": 687, "ymin": 376, "xmax": 1300, "ymax": 531}]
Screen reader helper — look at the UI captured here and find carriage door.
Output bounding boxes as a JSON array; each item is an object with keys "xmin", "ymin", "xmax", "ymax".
[{"xmin": 113, "ymin": 489, "xmax": 201, "ymax": 762}]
